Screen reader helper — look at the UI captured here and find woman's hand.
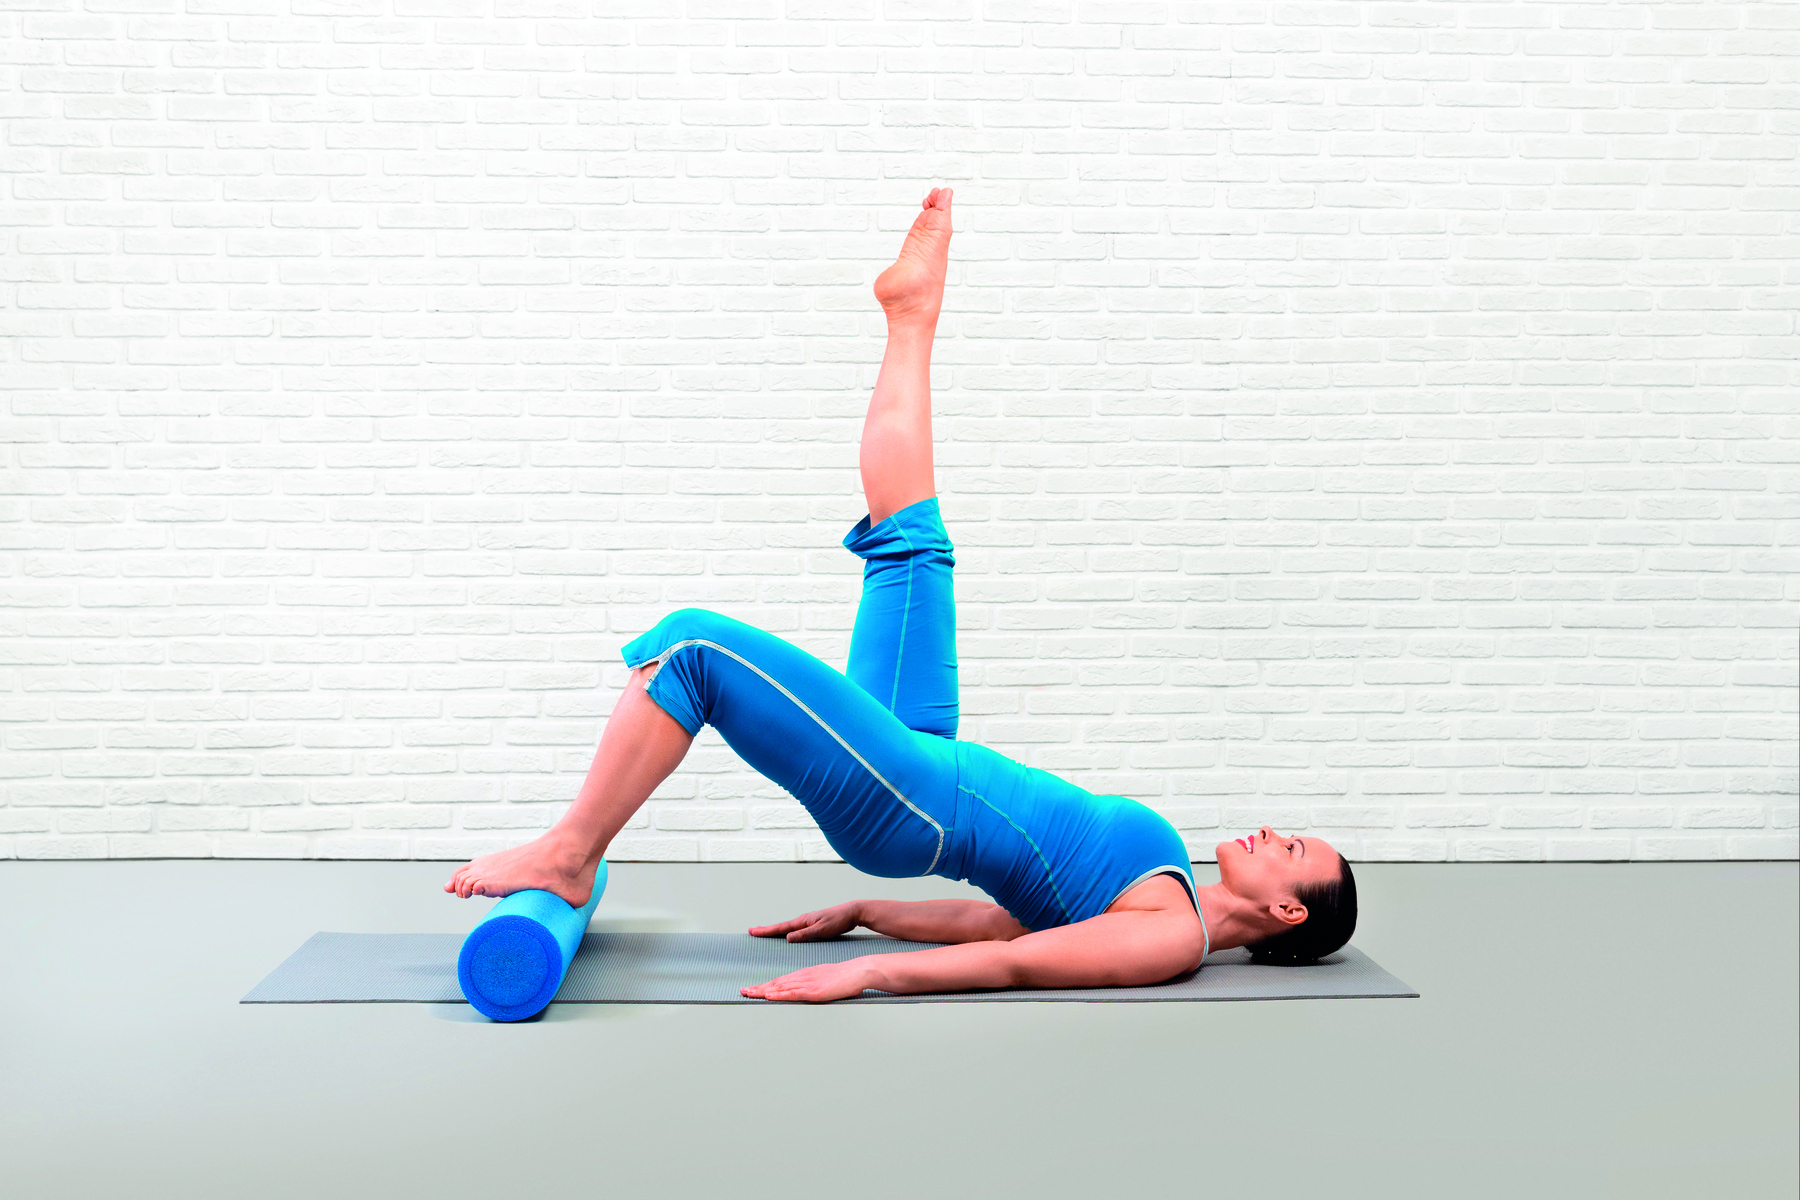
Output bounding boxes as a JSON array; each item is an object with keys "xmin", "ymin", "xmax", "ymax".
[
  {"xmin": 740, "ymin": 959, "xmax": 879, "ymax": 1003},
  {"xmin": 748, "ymin": 901, "xmax": 864, "ymax": 942}
]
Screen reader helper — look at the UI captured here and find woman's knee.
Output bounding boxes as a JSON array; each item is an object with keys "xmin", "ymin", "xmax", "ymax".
[{"xmin": 649, "ymin": 606, "xmax": 740, "ymax": 649}]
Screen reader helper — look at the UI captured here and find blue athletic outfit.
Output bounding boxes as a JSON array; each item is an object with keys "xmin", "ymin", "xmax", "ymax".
[{"xmin": 621, "ymin": 497, "xmax": 1206, "ymax": 955}]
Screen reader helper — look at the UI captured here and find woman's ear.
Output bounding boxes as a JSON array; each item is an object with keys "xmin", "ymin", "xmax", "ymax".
[{"xmin": 1267, "ymin": 898, "xmax": 1309, "ymax": 928}]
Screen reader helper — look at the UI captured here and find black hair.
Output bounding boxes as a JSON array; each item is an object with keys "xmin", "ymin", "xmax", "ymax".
[{"xmin": 1245, "ymin": 853, "xmax": 1357, "ymax": 965}]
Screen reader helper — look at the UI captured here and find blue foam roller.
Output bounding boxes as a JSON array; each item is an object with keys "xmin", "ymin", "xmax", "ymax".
[{"xmin": 456, "ymin": 859, "xmax": 607, "ymax": 1022}]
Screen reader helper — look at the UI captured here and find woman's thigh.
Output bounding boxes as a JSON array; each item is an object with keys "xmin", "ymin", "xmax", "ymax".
[
  {"xmin": 841, "ymin": 495, "xmax": 959, "ymax": 739},
  {"xmin": 622, "ymin": 607, "xmax": 958, "ymax": 877}
]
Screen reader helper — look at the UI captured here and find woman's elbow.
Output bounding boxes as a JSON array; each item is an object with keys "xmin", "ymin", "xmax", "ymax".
[
  {"xmin": 1103, "ymin": 936, "xmax": 1206, "ymax": 989},
  {"xmin": 983, "ymin": 907, "xmax": 1032, "ymax": 942}
]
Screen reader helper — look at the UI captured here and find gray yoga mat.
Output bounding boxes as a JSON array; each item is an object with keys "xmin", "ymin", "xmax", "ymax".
[{"xmin": 242, "ymin": 931, "xmax": 1417, "ymax": 1005}]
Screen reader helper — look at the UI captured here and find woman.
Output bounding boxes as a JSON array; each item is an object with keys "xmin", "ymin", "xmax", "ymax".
[{"xmin": 446, "ymin": 188, "xmax": 1357, "ymax": 1001}]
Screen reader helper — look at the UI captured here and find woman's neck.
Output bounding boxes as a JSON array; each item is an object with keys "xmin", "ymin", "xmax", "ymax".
[{"xmin": 1194, "ymin": 881, "xmax": 1277, "ymax": 953}]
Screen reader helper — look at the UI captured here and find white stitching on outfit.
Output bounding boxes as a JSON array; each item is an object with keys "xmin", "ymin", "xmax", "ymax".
[
  {"xmin": 957, "ymin": 782, "xmax": 1074, "ymax": 925},
  {"xmin": 648, "ymin": 637, "xmax": 946, "ymax": 876}
]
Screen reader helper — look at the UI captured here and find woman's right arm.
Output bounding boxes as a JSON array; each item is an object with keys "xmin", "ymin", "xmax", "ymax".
[{"xmin": 749, "ymin": 898, "xmax": 1029, "ymax": 945}]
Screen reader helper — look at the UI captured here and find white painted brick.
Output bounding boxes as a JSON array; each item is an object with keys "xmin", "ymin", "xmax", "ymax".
[
  {"xmin": 110, "ymin": 834, "xmax": 216, "ymax": 858},
  {"xmin": 1727, "ymin": 834, "xmax": 1800, "ymax": 859},
  {"xmin": 456, "ymin": 807, "xmax": 562, "ymax": 832},
  {"xmin": 1590, "ymin": 805, "xmax": 1676, "ymax": 829},
  {"xmin": 159, "ymin": 808, "xmax": 253, "ymax": 833},
  {"xmin": 352, "ymin": 807, "xmax": 452, "ymax": 831},
  {"xmin": 1635, "ymin": 835, "xmax": 1727, "ymax": 860},
  {"xmin": 798, "ymin": 838, "xmax": 844, "ymax": 862},
  {"xmin": 655, "ymin": 806, "xmax": 746, "ymax": 832},
  {"xmin": 212, "ymin": 835, "xmax": 308, "ymax": 859},
  {"xmin": 1498, "ymin": 806, "xmax": 1587, "ymax": 829},
  {"xmin": 311, "ymin": 836, "xmax": 409, "ymax": 860},
  {"xmin": 1454, "ymin": 838, "xmax": 1546, "ymax": 862},
  {"xmin": 702, "ymin": 837, "xmax": 797, "ymax": 862},
  {"xmin": 604, "ymin": 836, "xmax": 701, "ymax": 862},
  {"xmin": 1680, "ymin": 804, "xmax": 1770, "ymax": 828},
  {"xmin": 17, "ymin": 836, "xmax": 109, "ymax": 859},
  {"xmin": 1547, "ymin": 837, "xmax": 1634, "ymax": 862},
  {"xmin": 1222, "ymin": 805, "xmax": 1311, "ymax": 829},
  {"xmin": 258, "ymin": 811, "xmax": 355, "ymax": 834},
  {"xmin": 58, "ymin": 811, "xmax": 154, "ymax": 835},
  {"xmin": 1181, "ymin": 835, "xmax": 1223, "ymax": 863},
  {"xmin": 1359, "ymin": 838, "xmax": 1451, "ymax": 863},
  {"xmin": 410, "ymin": 836, "xmax": 520, "ymax": 860},
  {"xmin": 5, "ymin": 7, "xmax": 1794, "ymax": 865},
  {"xmin": 751, "ymin": 805, "xmax": 822, "ymax": 831},
  {"xmin": 0, "ymin": 812, "xmax": 53, "ymax": 835}
]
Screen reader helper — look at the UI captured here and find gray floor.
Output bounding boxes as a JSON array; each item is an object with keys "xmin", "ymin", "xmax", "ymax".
[{"xmin": 3, "ymin": 860, "xmax": 1795, "ymax": 1200}]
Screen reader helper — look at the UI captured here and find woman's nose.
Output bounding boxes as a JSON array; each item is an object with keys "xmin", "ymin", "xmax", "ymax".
[{"xmin": 1258, "ymin": 826, "xmax": 1273, "ymax": 841}]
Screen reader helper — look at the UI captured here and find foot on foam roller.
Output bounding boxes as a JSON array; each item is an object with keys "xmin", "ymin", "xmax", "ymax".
[{"xmin": 457, "ymin": 859, "xmax": 608, "ymax": 1022}]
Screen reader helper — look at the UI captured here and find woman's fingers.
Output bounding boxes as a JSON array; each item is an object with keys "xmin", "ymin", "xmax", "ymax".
[
  {"xmin": 742, "ymin": 970, "xmax": 820, "ymax": 1001},
  {"xmin": 740, "ymin": 962, "xmax": 869, "ymax": 1003},
  {"xmin": 751, "ymin": 902, "xmax": 861, "ymax": 941},
  {"xmin": 748, "ymin": 910, "xmax": 821, "ymax": 938}
]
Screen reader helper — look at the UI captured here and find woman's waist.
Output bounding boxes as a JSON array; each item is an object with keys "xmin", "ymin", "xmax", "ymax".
[
  {"xmin": 945, "ymin": 741, "xmax": 1104, "ymax": 919},
  {"xmin": 945, "ymin": 741, "xmax": 1189, "ymax": 925}
]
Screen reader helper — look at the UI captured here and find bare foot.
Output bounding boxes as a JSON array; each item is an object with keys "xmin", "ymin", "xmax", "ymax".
[
  {"xmin": 874, "ymin": 187, "xmax": 953, "ymax": 325},
  {"xmin": 443, "ymin": 830, "xmax": 598, "ymax": 907}
]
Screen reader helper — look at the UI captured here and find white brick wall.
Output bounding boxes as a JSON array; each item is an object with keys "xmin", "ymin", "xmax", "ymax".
[{"xmin": 2, "ymin": 4, "xmax": 1796, "ymax": 864}]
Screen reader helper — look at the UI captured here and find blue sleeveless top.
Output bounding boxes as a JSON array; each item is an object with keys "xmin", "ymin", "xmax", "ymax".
[{"xmin": 938, "ymin": 740, "xmax": 1202, "ymax": 937}]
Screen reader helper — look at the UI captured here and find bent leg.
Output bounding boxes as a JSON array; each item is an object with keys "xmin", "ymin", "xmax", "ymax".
[
  {"xmin": 446, "ymin": 661, "xmax": 694, "ymax": 905},
  {"xmin": 624, "ymin": 607, "xmax": 958, "ymax": 877}
]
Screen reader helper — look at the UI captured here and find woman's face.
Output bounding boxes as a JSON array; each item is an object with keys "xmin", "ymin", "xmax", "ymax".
[{"xmin": 1215, "ymin": 826, "xmax": 1342, "ymax": 929}]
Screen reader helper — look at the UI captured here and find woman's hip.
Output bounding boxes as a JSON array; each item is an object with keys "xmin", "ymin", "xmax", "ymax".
[{"xmin": 622, "ymin": 607, "xmax": 959, "ymax": 875}]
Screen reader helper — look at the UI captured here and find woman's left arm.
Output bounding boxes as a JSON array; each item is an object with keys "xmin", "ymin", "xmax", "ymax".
[{"xmin": 739, "ymin": 907, "xmax": 1206, "ymax": 1002}]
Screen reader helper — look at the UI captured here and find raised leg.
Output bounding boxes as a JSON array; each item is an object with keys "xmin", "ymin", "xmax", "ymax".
[
  {"xmin": 839, "ymin": 188, "xmax": 962, "ymax": 738},
  {"xmin": 863, "ymin": 186, "xmax": 952, "ymax": 526},
  {"xmin": 445, "ymin": 190, "xmax": 960, "ymax": 905},
  {"xmin": 444, "ymin": 663, "xmax": 694, "ymax": 906}
]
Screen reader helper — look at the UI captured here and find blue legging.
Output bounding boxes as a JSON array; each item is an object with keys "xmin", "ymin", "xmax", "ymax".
[
  {"xmin": 623, "ymin": 498, "xmax": 960, "ymax": 878},
  {"xmin": 621, "ymin": 497, "xmax": 1199, "ymax": 934}
]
